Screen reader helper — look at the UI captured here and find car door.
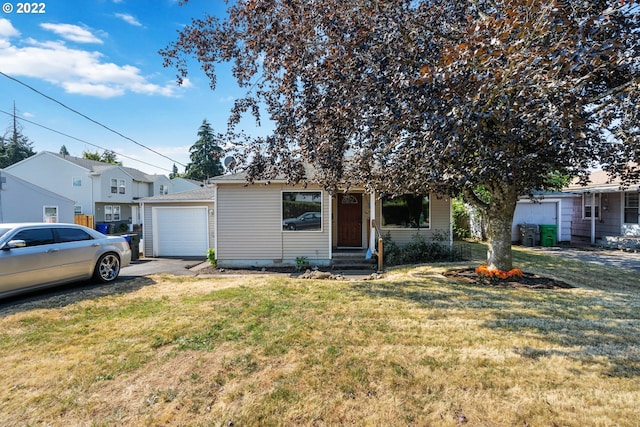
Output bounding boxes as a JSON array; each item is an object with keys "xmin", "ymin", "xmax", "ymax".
[
  {"xmin": 52, "ymin": 227, "xmax": 98, "ymax": 279},
  {"xmin": 0, "ymin": 227, "xmax": 56, "ymax": 293}
]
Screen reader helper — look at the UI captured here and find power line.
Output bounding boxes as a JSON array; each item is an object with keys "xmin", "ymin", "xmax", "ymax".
[
  {"xmin": 0, "ymin": 109, "xmax": 173, "ymax": 173},
  {"xmin": 0, "ymin": 71, "xmax": 188, "ymax": 168}
]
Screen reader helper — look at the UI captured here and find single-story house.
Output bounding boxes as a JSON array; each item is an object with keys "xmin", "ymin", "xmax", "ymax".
[
  {"xmin": 0, "ymin": 169, "xmax": 75, "ymax": 223},
  {"xmin": 139, "ymin": 187, "xmax": 215, "ymax": 257},
  {"xmin": 564, "ymin": 169, "xmax": 640, "ymax": 249},
  {"xmin": 209, "ymin": 173, "xmax": 452, "ymax": 268}
]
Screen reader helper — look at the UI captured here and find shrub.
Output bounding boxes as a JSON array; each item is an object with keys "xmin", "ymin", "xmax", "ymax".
[{"xmin": 206, "ymin": 249, "xmax": 217, "ymax": 268}]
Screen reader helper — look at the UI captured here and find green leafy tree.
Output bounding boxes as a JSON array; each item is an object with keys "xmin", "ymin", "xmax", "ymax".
[
  {"xmin": 162, "ymin": 0, "xmax": 640, "ymax": 271},
  {"xmin": 82, "ymin": 149, "xmax": 122, "ymax": 165},
  {"xmin": 0, "ymin": 104, "xmax": 35, "ymax": 168},
  {"xmin": 169, "ymin": 163, "xmax": 181, "ymax": 179},
  {"xmin": 184, "ymin": 119, "xmax": 224, "ymax": 181}
]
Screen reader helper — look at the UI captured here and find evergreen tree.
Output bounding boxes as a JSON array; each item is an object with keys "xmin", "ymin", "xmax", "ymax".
[
  {"xmin": 0, "ymin": 103, "xmax": 36, "ymax": 168},
  {"xmin": 59, "ymin": 145, "xmax": 70, "ymax": 156},
  {"xmin": 184, "ymin": 119, "xmax": 224, "ymax": 181},
  {"xmin": 169, "ymin": 163, "xmax": 180, "ymax": 179}
]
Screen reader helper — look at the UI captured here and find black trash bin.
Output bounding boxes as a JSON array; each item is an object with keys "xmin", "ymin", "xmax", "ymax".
[
  {"xmin": 127, "ymin": 233, "xmax": 140, "ymax": 261},
  {"xmin": 518, "ymin": 224, "xmax": 537, "ymax": 247}
]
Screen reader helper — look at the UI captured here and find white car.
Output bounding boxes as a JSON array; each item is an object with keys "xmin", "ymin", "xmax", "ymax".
[{"xmin": 0, "ymin": 223, "xmax": 132, "ymax": 298}]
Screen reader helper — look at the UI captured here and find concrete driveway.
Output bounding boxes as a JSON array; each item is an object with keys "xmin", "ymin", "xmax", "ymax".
[
  {"xmin": 528, "ymin": 246, "xmax": 640, "ymax": 272},
  {"xmin": 120, "ymin": 257, "xmax": 205, "ymax": 278}
]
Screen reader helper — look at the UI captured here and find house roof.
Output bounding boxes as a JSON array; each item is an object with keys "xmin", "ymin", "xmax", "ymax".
[
  {"xmin": 50, "ymin": 152, "xmax": 161, "ymax": 183},
  {"xmin": 138, "ymin": 187, "xmax": 215, "ymax": 202},
  {"xmin": 564, "ymin": 168, "xmax": 640, "ymax": 193}
]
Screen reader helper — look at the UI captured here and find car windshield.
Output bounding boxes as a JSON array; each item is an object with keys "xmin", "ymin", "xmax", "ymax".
[{"xmin": 0, "ymin": 228, "xmax": 10, "ymax": 239}]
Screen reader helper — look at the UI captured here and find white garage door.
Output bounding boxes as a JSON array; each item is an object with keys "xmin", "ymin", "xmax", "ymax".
[
  {"xmin": 512, "ymin": 202, "xmax": 557, "ymax": 241},
  {"xmin": 153, "ymin": 207, "xmax": 209, "ymax": 256}
]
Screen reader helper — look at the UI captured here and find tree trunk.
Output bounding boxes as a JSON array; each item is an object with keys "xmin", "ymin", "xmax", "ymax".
[{"xmin": 485, "ymin": 184, "xmax": 519, "ymax": 272}]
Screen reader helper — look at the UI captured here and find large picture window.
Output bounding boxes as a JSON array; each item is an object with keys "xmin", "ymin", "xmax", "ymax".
[
  {"xmin": 624, "ymin": 192, "xmax": 639, "ymax": 224},
  {"xmin": 282, "ymin": 191, "xmax": 322, "ymax": 231},
  {"xmin": 382, "ymin": 194, "xmax": 430, "ymax": 228}
]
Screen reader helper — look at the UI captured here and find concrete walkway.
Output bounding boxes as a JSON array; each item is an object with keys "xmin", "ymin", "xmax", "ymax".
[{"xmin": 528, "ymin": 246, "xmax": 640, "ymax": 272}]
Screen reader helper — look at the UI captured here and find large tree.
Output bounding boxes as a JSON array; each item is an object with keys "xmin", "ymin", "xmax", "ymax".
[
  {"xmin": 0, "ymin": 104, "xmax": 35, "ymax": 168},
  {"xmin": 162, "ymin": 0, "xmax": 640, "ymax": 271},
  {"xmin": 184, "ymin": 119, "xmax": 225, "ymax": 181}
]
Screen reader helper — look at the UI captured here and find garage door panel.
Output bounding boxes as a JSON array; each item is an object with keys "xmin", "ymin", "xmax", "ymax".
[
  {"xmin": 154, "ymin": 207, "xmax": 208, "ymax": 256},
  {"xmin": 512, "ymin": 202, "xmax": 557, "ymax": 242}
]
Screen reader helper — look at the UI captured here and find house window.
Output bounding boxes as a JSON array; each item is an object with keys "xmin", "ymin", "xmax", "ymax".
[
  {"xmin": 43, "ymin": 206, "xmax": 58, "ymax": 223},
  {"xmin": 105, "ymin": 205, "xmax": 121, "ymax": 222},
  {"xmin": 74, "ymin": 205, "xmax": 82, "ymax": 214},
  {"xmin": 282, "ymin": 191, "xmax": 322, "ymax": 231},
  {"xmin": 583, "ymin": 193, "xmax": 601, "ymax": 219},
  {"xmin": 111, "ymin": 179, "xmax": 118, "ymax": 194},
  {"xmin": 72, "ymin": 177, "xmax": 82, "ymax": 187},
  {"xmin": 118, "ymin": 180, "xmax": 126, "ymax": 194},
  {"xmin": 382, "ymin": 194, "xmax": 430, "ymax": 228},
  {"xmin": 159, "ymin": 184, "xmax": 168, "ymax": 195},
  {"xmin": 624, "ymin": 192, "xmax": 639, "ymax": 224}
]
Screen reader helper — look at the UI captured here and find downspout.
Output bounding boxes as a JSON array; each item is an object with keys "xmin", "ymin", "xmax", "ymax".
[
  {"xmin": 369, "ymin": 190, "xmax": 376, "ymax": 251},
  {"xmin": 213, "ymin": 184, "xmax": 218, "ymax": 262}
]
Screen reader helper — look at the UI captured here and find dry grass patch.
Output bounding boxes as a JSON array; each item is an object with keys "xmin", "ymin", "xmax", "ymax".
[{"xmin": 1, "ymin": 250, "xmax": 639, "ymax": 426}]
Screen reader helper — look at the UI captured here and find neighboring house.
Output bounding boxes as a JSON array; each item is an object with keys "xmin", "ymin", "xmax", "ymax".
[
  {"xmin": 209, "ymin": 173, "xmax": 452, "ymax": 268},
  {"xmin": 564, "ymin": 169, "xmax": 640, "ymax": 248},
  {"xmin": 0, "ymin": 169, "xmax": 75, "ymax": 223},
  {"xmin": 511, "ymin": 192, "xmax": 575, "ymax": 244},
  {"xmin": 171, "ymin": 177, "xmax": 204, "ymax": 193},
  {"xmin": 139, "ymin": 187, "xmax": 215, "ymax": 257},
  {"xmin": 6, "ymin": 151, "xmax": 171, "ymax": 232}
]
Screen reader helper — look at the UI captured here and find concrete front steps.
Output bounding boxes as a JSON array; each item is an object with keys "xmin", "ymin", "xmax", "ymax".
[{"xmin": 331, "ymin": 249, "xmax": 378, "ymax": 272}]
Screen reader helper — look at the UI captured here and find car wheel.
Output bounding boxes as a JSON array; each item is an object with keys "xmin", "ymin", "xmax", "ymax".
[
  {"xmin": 93, "ymin": 253, "xmax": 121, "ymax": 283},
  {"xmin": 288, "ymin": 224, "xmax": 296, "ymax": 231}
]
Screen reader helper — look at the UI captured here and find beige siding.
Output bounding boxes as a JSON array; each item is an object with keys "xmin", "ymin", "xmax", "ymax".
[
  {"xmin": 376, "ymin": 195, "xmax": 451, "ymax": 246},
  {"xmin": 216, "ymin": 184, "xmax": 331, "ymax": 266}
]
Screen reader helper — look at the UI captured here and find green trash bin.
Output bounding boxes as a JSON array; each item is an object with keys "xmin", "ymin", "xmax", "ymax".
[{"xmin": 539, "ymin": 224, "xmax": 557, "ymax": 247}]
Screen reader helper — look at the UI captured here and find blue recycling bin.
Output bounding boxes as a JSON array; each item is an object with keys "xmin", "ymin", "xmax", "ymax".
[{"xmin": 96, "ymin": 223, "xmax": 109, "ymax": 234}]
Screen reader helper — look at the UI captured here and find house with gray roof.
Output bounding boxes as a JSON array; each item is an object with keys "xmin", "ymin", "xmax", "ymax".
[{"xmin": 6, "ymin": 151, "xmax": 171, "ymax": 233}]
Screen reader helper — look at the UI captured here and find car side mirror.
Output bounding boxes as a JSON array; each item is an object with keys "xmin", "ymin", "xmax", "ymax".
[{"xmin": 3, "ymin": 240, "xmax": 27, "ymax": 250}]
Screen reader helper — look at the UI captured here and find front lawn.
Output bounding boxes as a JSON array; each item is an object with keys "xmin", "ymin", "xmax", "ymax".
[{"xmin": 1, "ymin": 244, "xmax": 639, "ymax": 426}]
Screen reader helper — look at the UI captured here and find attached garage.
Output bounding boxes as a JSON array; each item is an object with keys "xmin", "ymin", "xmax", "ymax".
[
  {"xmin": 153, "ymin": 207, "xmax": 209, "ymax": 256},
  {"xmin": 139, "ymin": 188, "xmax": 215, "ymax": 258}
]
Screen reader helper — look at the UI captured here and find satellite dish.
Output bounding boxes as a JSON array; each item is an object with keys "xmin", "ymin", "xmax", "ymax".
[{"xmin": 224, "ymin": 156, "xmax": 237, "ymax": 170}]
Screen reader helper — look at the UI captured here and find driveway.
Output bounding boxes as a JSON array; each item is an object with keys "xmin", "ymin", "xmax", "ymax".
[
  {"xmin": 528, "ymin": 246, "xmax": 640, "ymax": 272},
  {"xmin": 120, "ymin": 257, "xmax": 205, "ymax": 278}
]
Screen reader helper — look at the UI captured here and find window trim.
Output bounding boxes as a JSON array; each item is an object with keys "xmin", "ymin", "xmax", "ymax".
[
  {"xmin": 624, "ymin": 192, "xmax": 639, "ymax": 224},
  {"xmin": 281, "ymin": 190, "xmax": 323, "ymax": 233},
  {"xmin": 43, "ymin": 206, "xmax": 58, "ymax": 223},
  {"xmin": 105, "ymin": 205, "xmax": 121, "ymax": 222},
  {"xmin": 381, "ymin": 194, "xmax": 431, "ymax": 230},
  {"xmin": 582, "ymin": 193, "xmax": 601, "ymax": 220}
]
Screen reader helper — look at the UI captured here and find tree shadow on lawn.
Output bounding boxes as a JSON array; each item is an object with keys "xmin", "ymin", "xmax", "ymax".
[
  {"xmin": 352, "ymin": 273, "xmax": 640, "ymax": 379},
  {"xmin": 0, "ymin": 276, "xmax": 157, "ymax": 316}
]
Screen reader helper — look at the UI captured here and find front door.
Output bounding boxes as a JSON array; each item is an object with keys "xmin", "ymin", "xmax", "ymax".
[{"xmin": 337, "ymin": 193, "xmax": 362, "ymax": 247}]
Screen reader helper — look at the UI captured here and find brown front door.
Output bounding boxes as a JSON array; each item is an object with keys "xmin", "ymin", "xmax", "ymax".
[{"xmin": 337, "ymin": 193, "xmax": 362, "ymax": 247}]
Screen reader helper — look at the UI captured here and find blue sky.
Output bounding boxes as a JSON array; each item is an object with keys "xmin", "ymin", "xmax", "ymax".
[{"xmin": 0, "ymin": 0, "xmax": 265, "ymax": 175}]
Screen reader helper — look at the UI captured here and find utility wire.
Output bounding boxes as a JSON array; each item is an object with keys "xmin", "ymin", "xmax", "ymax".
[
  {"xmin": 0, "ymin": 109, "xmax": 173, "ymax": 173},
  {"xmin": 0, "ymin": 71, "xmax": 188, "ymax": 168}
]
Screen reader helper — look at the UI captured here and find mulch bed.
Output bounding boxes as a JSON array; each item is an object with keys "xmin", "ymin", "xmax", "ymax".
[{"xmin": 443, "ymin": 268, "xmax": 574, "ymax": 289}]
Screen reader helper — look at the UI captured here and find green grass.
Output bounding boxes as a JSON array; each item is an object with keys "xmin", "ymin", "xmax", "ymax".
[{"xmin": 1, "ymin": 244, "xmax": 639, "ymax": 426}]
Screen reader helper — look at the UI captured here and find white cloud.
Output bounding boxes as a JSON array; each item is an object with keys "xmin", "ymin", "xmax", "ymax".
[
  {"xmin": 0, "ymin": 18, "xmax": 20, "ymax": 38},
  {"xmin": 40, "ymin": 23, "xmax": 103, "ymax": 44},
  {"xmin": 115, "ymin": 13, "xmax": 142, "ymax": 27},
  {"xmin": 0, "ymin": 23, "xmax": 185, "ymax": 99}
]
